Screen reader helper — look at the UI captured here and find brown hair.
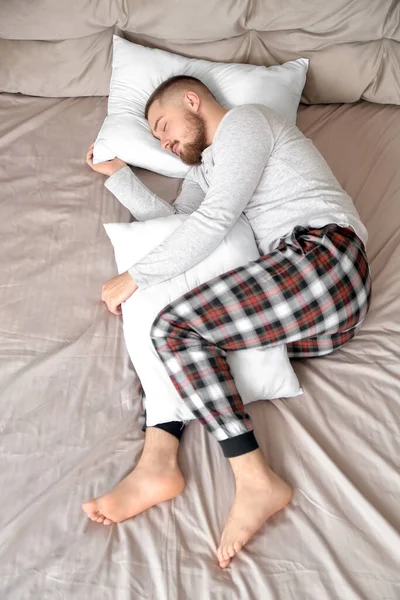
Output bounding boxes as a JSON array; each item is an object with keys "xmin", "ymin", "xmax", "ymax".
[{"xmin": 144, "ymin": 75, "xmax": 213, "ymax": 120}]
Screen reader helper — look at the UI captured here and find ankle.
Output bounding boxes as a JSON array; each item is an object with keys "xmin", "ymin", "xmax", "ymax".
[
  {"xmin": 138, "ymin": 450, "xmax": 179, "ymax": 469},
  {"xmin": 139, "ymin": 427, "xmax": 180, "ymax": 467},
  {"xmin": 229, "ymin": 449, "xmax": 273, "ymax": 484},
  {"xmin": 139, "ymin": 445, "xmax": 180, "ymax": 471}
]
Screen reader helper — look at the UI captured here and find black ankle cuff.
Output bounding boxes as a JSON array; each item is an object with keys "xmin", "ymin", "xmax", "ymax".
[
  {"xmin": 142, "ymin": 419, "xmax": 186, "ymax": 441},
  {"xmin": 219, "ymin": 430, "xmax": 259, "ymax": 458}
]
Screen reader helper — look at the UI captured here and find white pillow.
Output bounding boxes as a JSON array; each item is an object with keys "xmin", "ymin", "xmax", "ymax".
[
  {"xmin": 94, "ymin": 35, "xmax": 309, "ymax": 178},
  {"xmin": 103, "ymin": 214, "xmax": 303, "ymax": 426}
]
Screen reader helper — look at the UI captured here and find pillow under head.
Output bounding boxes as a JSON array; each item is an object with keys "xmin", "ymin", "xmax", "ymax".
[{"xmin": 94, "ymin": 35, "xmax": 309, "ymax": 178}]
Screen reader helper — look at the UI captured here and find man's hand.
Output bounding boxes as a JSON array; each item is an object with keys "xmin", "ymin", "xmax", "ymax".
[
  {"xmin": 86, "ymin": 142, "xmax": 127, "ymax": 177},
  {"xmin": 102, "ymin": 271, "xmax": 138, "ymax": 315}
]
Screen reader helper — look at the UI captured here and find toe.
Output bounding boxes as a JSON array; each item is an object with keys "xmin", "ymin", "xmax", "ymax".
[
  {"xmin": 219, "ymin": 557, "xmax": 231, "ymax": 569},
  {"xmin": 217, "ymin": 545, "xmax": 228, "ymax": 564},
  {"xmin": 222, "ymin": 546, "xmax": 232, "ymax": 562},
  {"xmin": 103, "ymin": 518, "xmax": 113, "ymax": 525},
  {"xmin": 233, "ymin": 540, "xmax": 244, "ymax": 554},
  {"xmin": 217, "ymin": 542, "xmax": 232, "ymax": 568},
  {"xmin": 96, "ymin": 515, "xmax": 106, "ymax": 524},
  {"xmin": 227, "ymin": 546, "xmax": 236, "ymax": 558},
  {"xmin": 86, "ymin": 511, "xmax": 100, "ymax": 521},
  {"xmin": 82, "ymin": 500, "xmax": 98, "ymax": 514}
]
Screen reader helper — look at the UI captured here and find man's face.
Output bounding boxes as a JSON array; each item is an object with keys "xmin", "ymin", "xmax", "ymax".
[{"xmin": 148, "ymin": 99, "xmax": 208, "ymax": 166}]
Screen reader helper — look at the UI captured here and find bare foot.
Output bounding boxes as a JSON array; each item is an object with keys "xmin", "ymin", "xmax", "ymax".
[
  {"xmin": 217, "ymin": 453, "xmax": 293, "ymax": 568},
  {"xmin": 82, "ymin": 462, "xmax": 185, "ymax": 524}
]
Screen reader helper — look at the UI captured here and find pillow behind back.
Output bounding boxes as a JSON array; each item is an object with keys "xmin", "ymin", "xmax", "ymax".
[
  {"xmin": 103, "ymin": 214, "xmax": 303, "ymax": 426},
  {"xmin": 94, "ymin": 35, "xmax": 309, "ymax": 178}
]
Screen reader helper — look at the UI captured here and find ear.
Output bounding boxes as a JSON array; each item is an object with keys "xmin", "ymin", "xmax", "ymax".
[{"xmin": 183, "ymin": 91, "xmax": 201, "ymax": 112}]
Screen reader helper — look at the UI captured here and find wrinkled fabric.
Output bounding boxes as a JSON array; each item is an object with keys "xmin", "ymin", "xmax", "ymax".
[{"xmin": 0, "ymin": 93, "xmax": 399, "ymax": 599}]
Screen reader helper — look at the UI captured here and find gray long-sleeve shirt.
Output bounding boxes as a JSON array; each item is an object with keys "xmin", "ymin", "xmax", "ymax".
[{"xmin": 105, "ymin": 104, "xmax": 368, "ymax": 290}]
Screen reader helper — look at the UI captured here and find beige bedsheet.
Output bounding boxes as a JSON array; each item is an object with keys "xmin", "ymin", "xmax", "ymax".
[{"xmin": 0, "ymin": 93, "xmax": 399, "ymax": 599}]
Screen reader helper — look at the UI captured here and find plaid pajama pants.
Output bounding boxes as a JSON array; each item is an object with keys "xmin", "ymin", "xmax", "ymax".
[{"xmin": 149, "ymin": 223, "xmax": 372, "ymax": 458}]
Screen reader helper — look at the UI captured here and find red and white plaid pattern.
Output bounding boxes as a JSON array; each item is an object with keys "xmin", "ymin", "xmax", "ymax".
[{"xmin": 151, "ymin": 224, "xmax": 372, "ymax": 442}]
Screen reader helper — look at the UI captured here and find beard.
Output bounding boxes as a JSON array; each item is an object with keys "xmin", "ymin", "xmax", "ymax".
[{"xmin": 178, "ymin": 110, "xmax": 208, "ymax": 166}]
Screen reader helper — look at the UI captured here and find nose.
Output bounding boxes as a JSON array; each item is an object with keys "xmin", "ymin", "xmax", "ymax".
[{"xmin": 161, "ymin": 135, "xmax": 170, "ymax": 151}]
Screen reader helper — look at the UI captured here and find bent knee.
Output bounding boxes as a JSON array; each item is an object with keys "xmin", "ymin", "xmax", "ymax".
[
  {"xmin": 150, "ymin": 306, "xmax": 179, "ymax": 341},
  {"xmin": 150, "ymin": 315, "xmax": 167, "ymax": 340}
]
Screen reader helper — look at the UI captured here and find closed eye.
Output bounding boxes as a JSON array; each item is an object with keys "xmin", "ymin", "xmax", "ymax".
[{"xmin": 163, "ymin": 122, "xmax": 167, "ymax": 132}]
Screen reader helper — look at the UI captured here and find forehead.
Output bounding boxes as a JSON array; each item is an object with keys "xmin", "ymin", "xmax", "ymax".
[
  {"xmin": 148, "ymin": 99, "xmax": 183, "ymax": 134},
  {"xmin": 147, "ymin": 100, "xmax": 162, "ymax": 127},
  {"xmin": 148, "ymin": 99, "xmax": 168, "ymax": 135}
]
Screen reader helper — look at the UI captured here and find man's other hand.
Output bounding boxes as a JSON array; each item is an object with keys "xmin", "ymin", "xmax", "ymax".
[
  {"xmin": 86, "ymin": 142, "xmax": 127, "ymax": 177},
  {"xmin": 102, "ymin": 272, "xmax": 138, "ymax": 315}
]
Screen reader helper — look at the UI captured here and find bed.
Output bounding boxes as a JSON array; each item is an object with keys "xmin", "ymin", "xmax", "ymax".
[{"xmin": 1, "ymin": 2, "xmax": 399, "ymax": 599}]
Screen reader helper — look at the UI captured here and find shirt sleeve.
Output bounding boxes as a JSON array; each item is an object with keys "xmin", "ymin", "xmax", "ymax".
[
  {"xmin": 128, "ymin": 106, "xmax": 275, "ymax": 289},
  {"xmin": 173, "ymin": 174, "xmax": 206, "ymax": 215},
  {"xmin": 105, "ymin": 165, "xmax": 205, "ymax": 221}
]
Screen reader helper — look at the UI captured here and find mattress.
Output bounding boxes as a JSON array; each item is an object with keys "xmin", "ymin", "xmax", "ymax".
[{"xmin": 0, "ymin": 92, "xmax": 399, "ymax": 599}]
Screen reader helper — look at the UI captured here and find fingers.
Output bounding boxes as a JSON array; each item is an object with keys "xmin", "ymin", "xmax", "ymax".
[
  {"xmin": 101, "ymin": 291, "xmax": 122, "ymax": 315},
  {"xmin": 86, "ymin": 149, "xmax": 94, "ymax": 167},
  {"xmin": 86, "ymin": 142, "xmax": 95, "ymax": 167},
  {"xmin": 107, "ymin": 302, "xmax": 122, "ymax": 316},
  {"xmin": 110, "ymin": 299, "xmax": 122, "ymax": 315},
  {"xmin": 101, "ymin": 277, "xmax": 128, "ymax": 316}
]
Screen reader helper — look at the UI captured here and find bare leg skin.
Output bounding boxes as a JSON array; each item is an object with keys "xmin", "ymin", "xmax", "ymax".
[
  {"xmin": 82, "ymin": 427, "xmax": 185, "ymax": 525},
  {"xmin": 217, "ymin": 448, "xmax": 293, "ymax": 569}
]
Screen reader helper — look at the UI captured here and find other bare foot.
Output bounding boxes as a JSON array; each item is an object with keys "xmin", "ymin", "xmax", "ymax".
[
  {"xmin": 217, "ymin": 455, "xmax": 293, "ymax": 568},
  {"xmin": 82, "ymin": 462, "xmax": 185, "ymax": 525}
]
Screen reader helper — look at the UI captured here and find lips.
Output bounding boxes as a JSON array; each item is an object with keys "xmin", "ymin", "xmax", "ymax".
[{"xmin": 173, "ymin": 143, "xmax": 179, "ymax": 155}]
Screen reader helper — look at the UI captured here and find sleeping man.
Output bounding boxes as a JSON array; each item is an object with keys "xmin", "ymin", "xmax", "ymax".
[{"xmin": 83, "ymin": 76, "xmax": 372, "ymax": 569}]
